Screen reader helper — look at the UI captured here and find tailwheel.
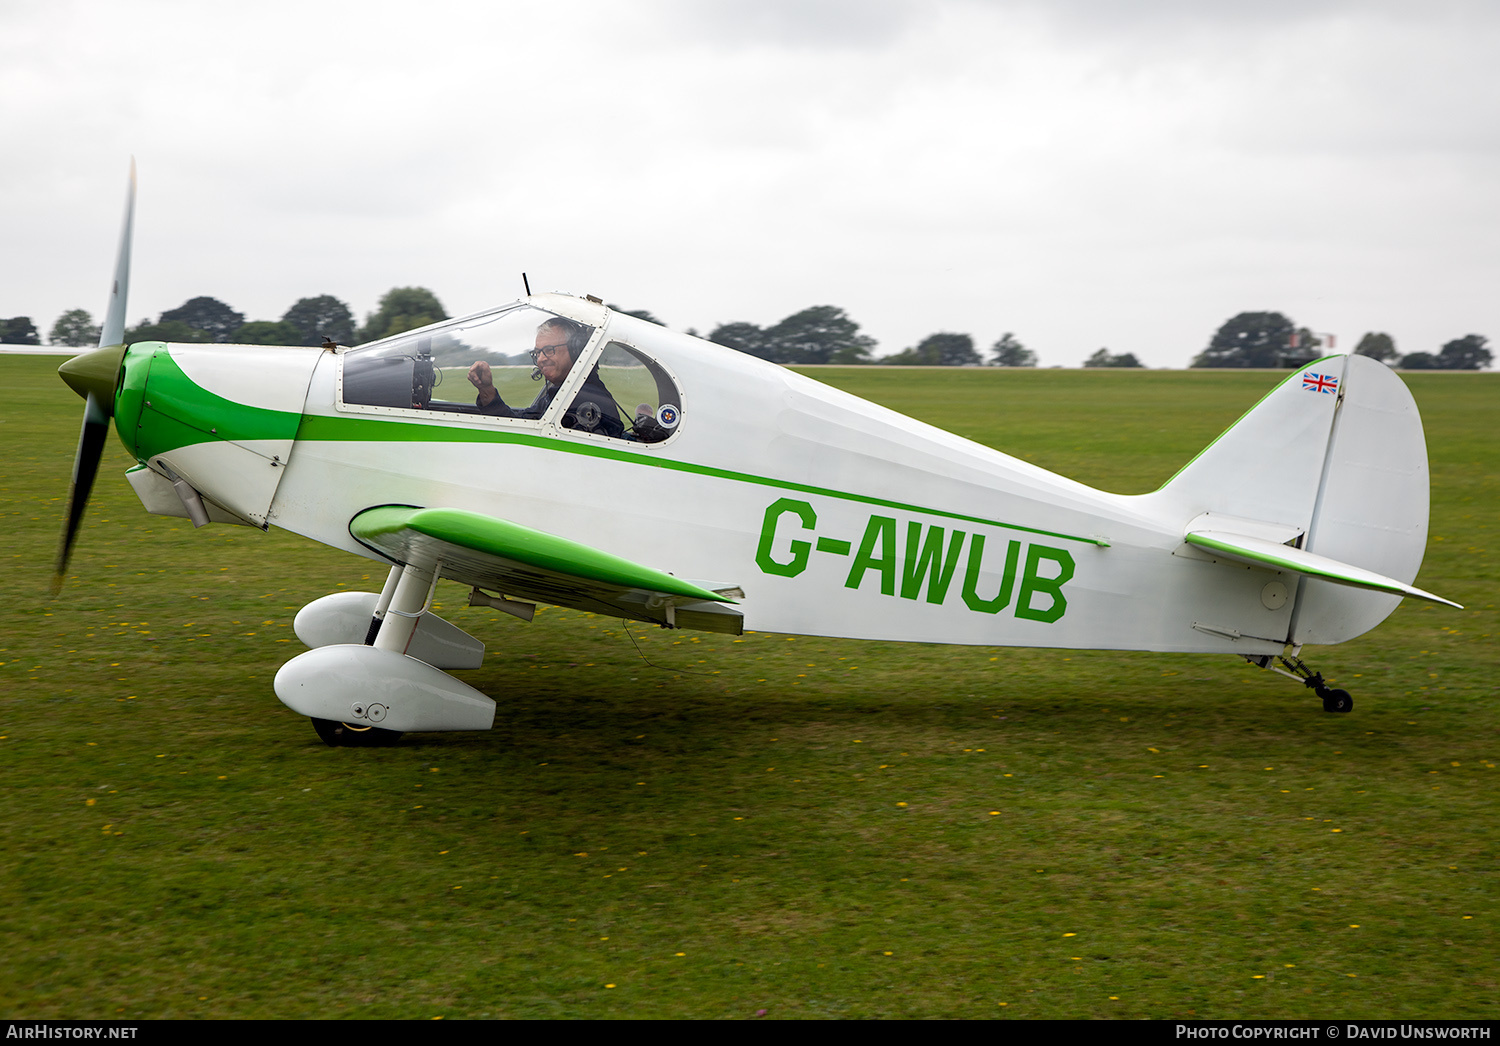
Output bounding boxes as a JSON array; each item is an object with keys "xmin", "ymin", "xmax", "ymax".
[
  {"xmin": 1320, "ymin": 688, "xmax": 1354, "ymax": 714},
  {"xmin": 1243, "ymin": 654, "xmax": 1357, "ymax": 714},
  {"xmin": 311, "ymin": 717, "xmax": 404, "ymax": 747}
]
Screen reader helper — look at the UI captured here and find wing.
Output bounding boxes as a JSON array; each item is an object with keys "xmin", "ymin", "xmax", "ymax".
[{"xmin": 349, "ymin": 505, "xmax": 744, "ymax": 634}]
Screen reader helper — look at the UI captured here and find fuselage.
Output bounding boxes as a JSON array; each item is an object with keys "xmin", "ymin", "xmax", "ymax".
[{"xmin": 108, "ymin": 294, "xmax": 1323, "ymax": 656}]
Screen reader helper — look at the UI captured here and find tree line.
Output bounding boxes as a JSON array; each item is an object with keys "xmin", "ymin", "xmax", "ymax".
[
  {"xmin": 7, "ymin": 287, "xmax": 449, "ymax": 351},
  {"xmin": 3, "ymin": 297, "xmax": 1490, "ymax": 371},
  {"xmin": 1191, "ymin": 311, "xmax": 1491, "ymax": 370},
  {"xmin": 11, "ymin": 294, "xmax": 1050, "ymax": 367},
  {"xmin": 699, "ymin": 306, "xmax": 1042, "ymax": 367}
]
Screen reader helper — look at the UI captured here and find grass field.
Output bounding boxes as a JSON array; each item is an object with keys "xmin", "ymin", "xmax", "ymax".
[{"xmin": 1, "ymin": 356, "xmax": 1494, "ymax": 1019}]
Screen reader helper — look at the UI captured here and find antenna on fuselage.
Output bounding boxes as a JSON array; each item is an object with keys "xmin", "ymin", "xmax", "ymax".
[{"xmin": 522, "ymin": 272, "xmax": 531, "ymax": 296}]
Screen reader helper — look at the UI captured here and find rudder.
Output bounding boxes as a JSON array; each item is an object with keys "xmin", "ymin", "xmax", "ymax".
[{"xmin": 1290, "ymin": 355, "xmax": 1432, "ymax": 643}]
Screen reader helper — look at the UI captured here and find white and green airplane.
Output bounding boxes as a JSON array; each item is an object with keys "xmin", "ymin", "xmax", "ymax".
[{"xmin": 56, "ymin": 168, "xmax": 1459, "ymax": 745}]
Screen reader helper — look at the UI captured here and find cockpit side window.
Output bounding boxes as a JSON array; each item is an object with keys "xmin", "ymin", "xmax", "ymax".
[{"xmin": 561, "ymin": 341, "xmax": 682, "ymax": 444}]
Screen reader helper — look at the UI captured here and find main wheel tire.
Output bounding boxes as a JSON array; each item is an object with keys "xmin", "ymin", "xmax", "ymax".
[
  {"xmin": 311, "ymin": 717, "xmax": 404, "ymax": 747},
  {"xmin": 1321, "ymin": 689, "xmax": 1354, "ymax": 714}
]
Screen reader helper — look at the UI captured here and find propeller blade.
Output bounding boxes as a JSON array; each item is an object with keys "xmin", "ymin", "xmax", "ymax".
[
  {"xmin": 52, "ymin": 162, "xmax": 136, "ymax": 594},
  {"xmin": 52, "ymin": 392, "xmax": 111, "ymax": 594},
  {"xmin": 99, "ymin": 158, "xmax": 136, "ymax": 350}
]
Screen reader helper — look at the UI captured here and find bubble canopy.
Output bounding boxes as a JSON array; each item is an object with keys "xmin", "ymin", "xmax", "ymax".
[{"xmin": 337, "ymin": 301, "xmax": 683, "ymax": 444}]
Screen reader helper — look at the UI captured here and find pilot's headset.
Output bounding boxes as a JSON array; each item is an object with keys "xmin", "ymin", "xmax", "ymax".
[{"xmin": 532, "ymin": 318, "xmax": 593, "ymax": 381}]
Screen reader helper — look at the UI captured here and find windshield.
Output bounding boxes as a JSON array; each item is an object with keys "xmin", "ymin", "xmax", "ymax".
[{"xmin": 340, "ymin": 304, "xmax": 592, "ymax": 416}]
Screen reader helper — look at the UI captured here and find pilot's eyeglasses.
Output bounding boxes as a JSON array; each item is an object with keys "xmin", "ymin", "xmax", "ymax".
[{"xmin": 529, "ymin": 343, "xmax": 568, "ymax": 362}]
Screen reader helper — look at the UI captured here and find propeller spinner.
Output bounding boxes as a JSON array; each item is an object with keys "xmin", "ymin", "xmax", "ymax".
[{"xmin": 53, "ymin": 161, "xmax": 136, "ymax": 594}]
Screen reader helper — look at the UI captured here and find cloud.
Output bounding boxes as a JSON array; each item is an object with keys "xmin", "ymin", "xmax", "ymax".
[
  {"xmin": 664, "ymin": 0, "xmax": 920, "ymax": 50},
  {"xmin": 3, "ymin": 0, "xmax": 1497, "ymax": 365}
]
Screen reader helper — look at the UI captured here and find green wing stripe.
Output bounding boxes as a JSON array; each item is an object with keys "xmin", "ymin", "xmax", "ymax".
[
  {"xmin": 350, "ymin": 506, "xmax": 729, "ymax": 604},
  {"xmin": 1184, "ymin": 530, "xmax": 1461, "ymax": 608}
]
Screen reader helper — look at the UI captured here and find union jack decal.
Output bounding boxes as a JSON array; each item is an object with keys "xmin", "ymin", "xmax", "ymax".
[{"xmin": 1302, "ymin": 371, "xmax": 1338, "ymax": 394}]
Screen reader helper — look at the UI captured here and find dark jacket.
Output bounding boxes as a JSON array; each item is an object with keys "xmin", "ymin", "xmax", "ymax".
[{"xmin": 478, "ymin": 367, "xmax": 623, "ymax": 438}]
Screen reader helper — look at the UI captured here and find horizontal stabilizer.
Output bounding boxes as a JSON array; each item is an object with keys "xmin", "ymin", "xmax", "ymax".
[{"xmin": 1184, "ymin": 530, "xmax": 1460, "ymax": 609}]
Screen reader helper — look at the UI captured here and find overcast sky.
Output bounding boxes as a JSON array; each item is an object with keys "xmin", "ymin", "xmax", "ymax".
[{"xmin": 3, "ymin": 0, "xmax": 1497, "ymax": 367}]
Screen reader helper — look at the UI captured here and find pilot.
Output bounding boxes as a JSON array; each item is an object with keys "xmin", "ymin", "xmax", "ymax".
[{"xmin": 467, "ymin": 317, "xmax": 623, "ymax": 436}]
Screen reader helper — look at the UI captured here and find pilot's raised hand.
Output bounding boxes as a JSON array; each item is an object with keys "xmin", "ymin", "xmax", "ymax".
[{"xmin": 467, "ymin": 360, "xmax": 497, "ymax": 406}]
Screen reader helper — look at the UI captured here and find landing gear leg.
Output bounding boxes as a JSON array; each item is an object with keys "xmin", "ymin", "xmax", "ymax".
[
  {"xmin": 1244, "ymin": 654, "xmax": 1354, "ymax": 713},
  {"xmin": 372, "ymin": 560, "xmax": 437, "ymax": 655},
  {"xmin": 363, "ymin": 564, "xmax": 404, "ymax": 645}
]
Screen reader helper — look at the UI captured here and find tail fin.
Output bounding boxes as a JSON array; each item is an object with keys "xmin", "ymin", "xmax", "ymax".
[
  {"xmin": 1140, "ymin": 355, "xmax": 1452, "ymax": 645},
  {"xmin": 1287, "ymin": 354, "xmax": 1451, "ymax": 640}
]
